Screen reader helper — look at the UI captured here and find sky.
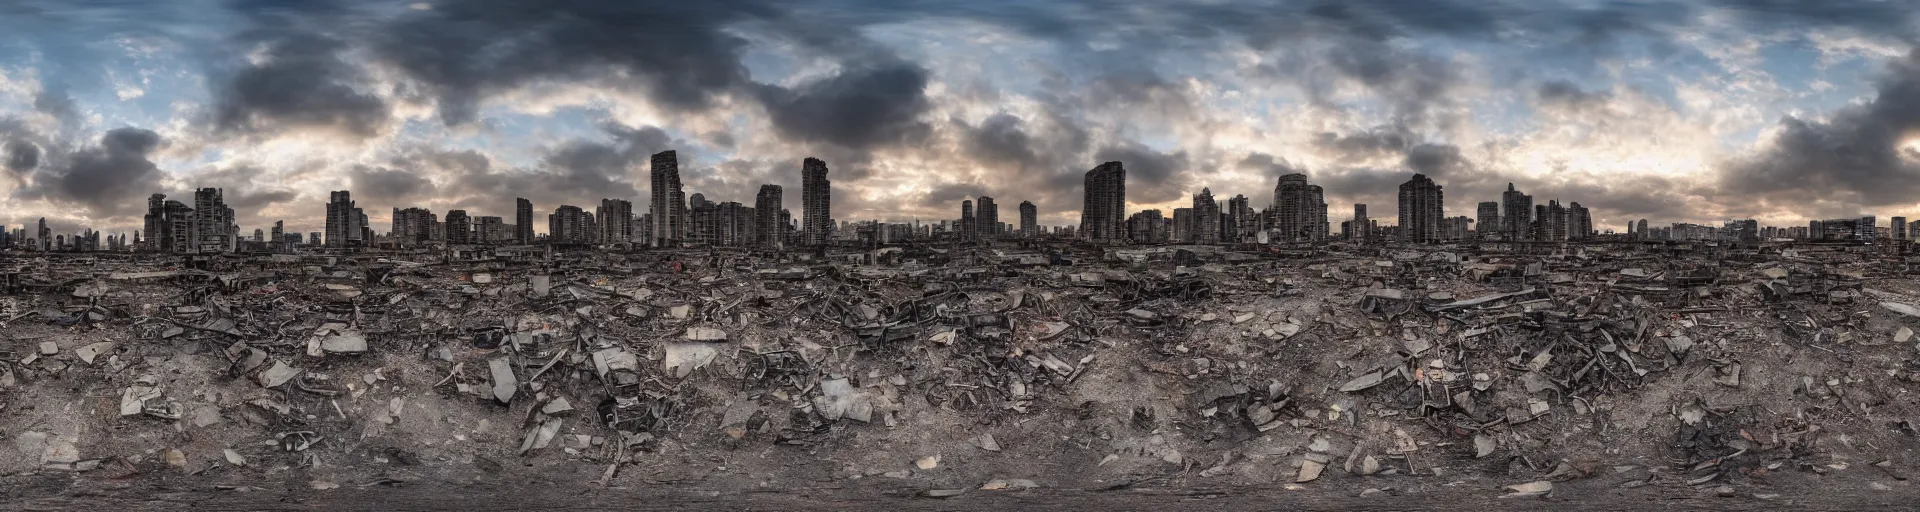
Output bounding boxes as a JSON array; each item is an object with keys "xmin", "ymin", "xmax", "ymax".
[{"xmin": 3, "ymin": 0, "xmax": 1920, "ymax": 237}]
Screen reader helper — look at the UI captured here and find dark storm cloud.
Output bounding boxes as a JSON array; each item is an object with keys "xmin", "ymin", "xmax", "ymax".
[
  {"xmin": 1404, "ymin": 144, "xmax": 1471, "ymax": 176},
  {"xmin": 1238, "ymin": 152, "xmax": 1307, "ymax": 181},
  {"xmin": 959, "ymin": 113, "xmax": 1041, "ymax": 171},
  {"xmin": 1536, "ymin": 80, "xmax": 1613, "ymax": 111},
  {"xmin": 33, "ymin": 88, "xmax": 79, "ymax": 127},
  {"xmin": 212, "ymin": 30, "xmax": 391, "ymax": 139},
  {"xmin": 921, "ymin": 182, "xmax": 988, "ymax": 208},
  {"xmin": 348, "ymin": 165, "xmax": 437, "ymax": 204},
  {"xmin": 1313, "ymin": 126, "xmax": 1416, "ymax": 161},
  {"xmin": 1718, "ymin": 48, "xmax": 1920, "ymax": 214},
  {"xmin": 370, "ymin": 0, "xmax": 773, "ymax": 126},
  {"xmin": 18, "ymin": 127, "xmax": 167, "ymax": 218},
  {"xmin": 1093, "ymin": 141, "xmax": 1189, "ymax": 204},
  {"xmin": 757, "ymin": 62, "xmax": 934, "ymax": 151},
  {"xmin": 4, "ymin": 140, "xmax": 40, "ymax": 172}
]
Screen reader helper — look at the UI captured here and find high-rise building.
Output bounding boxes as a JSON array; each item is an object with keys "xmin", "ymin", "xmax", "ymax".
[
  {"xmin": 37, "ymin": 217, "xmax": 49, "ymax": 251},
  {"xmin": 649, "ymin": 151, "xmax": 687, "ymax": 247},
  {"xmin": 1398, "ymin": 174, "xmax": 1444, "ymax": 243},
  {"xmin": 802, "ymin": 157, "xmax": 832, "ymax": 246},
  {"xmin": 1271, "ymin": 173, "xmax": 1328, "ymax": 241},
  {"xmin": 549, "ymin": 205, "xmax": 593, "ymax": 244},
  {"xmin": 1192, "ymin": 188, "xmax": 1221, "ymax": 244},
  {"xmin": 514, "ymin": 198, "xmax": 534, "ymax": 244},
  {"xmin": 325, "ymin": 191, "xmax": 361, "ymax": 248},
  {"xmin": 755, "ymin": 185, "xmax": 783, "ymax": 248},
  {"xmin": 1637, "ymin": 219, "xmax": 1649, "ymax": 239},
  {"xmin": 1895, "ymin": 216, "xmax": 1909, "ymax": 242},
  {"xmin": 977, "ymin": 196, "xmax": 999, "ymax": 239},
  {"xmin": 960, "ymin": 199, "xmax": 976, "ymax": 241},
  {"xmin": 445, "ymin": 209, "xmax": 472, "ymax": 244},
  {"xmin": 1172, "ymin": 208, "xmax": 1193, "ymax": 242},
  {"xmin": 1019, "ymin": 201, "xmax": 1037, "ymax": 237},
  {"xmin": 1501, "ymin": 183, "xmax": 1532, "ymax": 241},
  {"xmin": 270, "ymin": 221, "xmax": 284, "ymax": 250},
  {"xmin": 1476, "ymin": 202, "xmax": 1499, "ymax": 239},
  {"xmin": 597, "ymin": 198, "xmax": 634, "ymax": 243},
  {"xmin": 1079, "ymin": 161, "xmax": 1126, "ymax": 243},
  {"xmin": 1567, "ymin": 202, "xmax": 1592, "ymax": 240},
  {"xmin": 1541, "ymin": 200, "xmax": 1568, "ymax": 241},
  {"xmin": 1226, "ymin": 195, "xmax": 1255, "ymax": 242}
]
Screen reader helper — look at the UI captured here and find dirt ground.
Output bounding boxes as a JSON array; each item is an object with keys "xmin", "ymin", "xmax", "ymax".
[{"xmin": 6, "ymin": 245, "xmax": 1920, "ymax": 508}]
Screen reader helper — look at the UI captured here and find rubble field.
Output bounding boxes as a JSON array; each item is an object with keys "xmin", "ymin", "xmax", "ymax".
[{"xmin": 4, "ymin": 241, "xmax": 1920, "ymax": 507}]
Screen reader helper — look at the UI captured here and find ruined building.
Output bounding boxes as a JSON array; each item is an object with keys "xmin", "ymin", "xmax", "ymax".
[
  {"xmin": 1568, "ymin": 202, "xmax": 1593, "ymax": 240},
  {"xmin": 515, "ymin": 198, "xmax": 534, "ymax": 244},
  {"xmin": 649, "ymin": 151, "xmax": 687, "ymax": 247},
  {"xmin": 1192, "ymin": 188, "xmax": 1222, "ymax": 244},
  {"xmin": 598, "ymin": 198, "xmax": 634, "ymax": 244},
  {"xmin": 1398, "ymin": 174, "xmax": 1445, "ymax": 243},
  {"xmin": 1019, "ymin": 201, "xmax": 1037, "ymax": 237},
  {"xmin": 1079, "ymin": 161, "xmax": 1126, "ymax": 243},
  {"xmin": 802, "ymin": 158, "xmax": 831, "ymax": 246},
  {"xmin": 445, "ymin": 209, "xmax": 472, "ymax": 244},
  {"xmin": 549, "ymin": 205, "xmax": 594, "ymax": 244},
  {"xmin": 1501, "ymin": 183, "xmax": 1532, "ymax": 241},
  {"xmin": 977, "ymin": 196, "xmax": 999, "ymax": 239},
  {"xmin": 755, "ymin": 185, "xmax": 783, "ymax": 248},
  {"xmin": 325, "ymin": 191, "xmax": 364, "ymax": 248},
  {"xmin": 1476, "ymin": 201, "xmax": 1499, "ymax": 239},
  {"xmin": 1271, "ymin": 173, "xmax": 1328, "ymax": 241},
  {"xmin": 392, "ymin": 207, "xmax": 435, "ymax": 244},
  {"xmin": 960, "ymin": 200, "xmax": 976, "ymax": 241}
]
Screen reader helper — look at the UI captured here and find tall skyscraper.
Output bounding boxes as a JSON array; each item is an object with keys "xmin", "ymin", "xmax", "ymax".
[
  {"xmin": 1895, "ymin": 216, "xmax": 1909, "ymax": 242},
  {"xmin": 1567, "ymin": 202, "xmax": 1592, "ymax": 240},
  {"xmin": 598, "ymin": 198, "xmax": 634, "ymax": 243},
  {"xmin": 1192, "ymin": 188, "xmax": 1221, "ymax": 244},
  {"xmin": 549, "ymin": 205, "xmax": 593, "ymax": 244},
  {"xmin": 755, "ymin": 185, "xmax": 783, "ymax": 248},
  {"xmin": 1542, "ymin": 200, "xmax": 1568, "ymax": 241},
  {"xmin": 1019, "ymin": 201, "xmax": 1037, "ymax": 237},
  {"xmin": 1226, "ymin": 195, "xmax": 1255, "ymax": 242},
  {"xmin": 1501, "ymin": 183, "xmax": 1532, "ymax": 241},
  {"xmin": 1398, "ymin": 174, "xmax": 1444, "ymax": 243},
  {"xmin": 1476, "ymin": 202, "xmax": 1499, "ymax": 239},
  {"xmin": 649, "ymin": 151, "xmax": 687, "ymax": 247},
  {"xmin": 960, "ymin": 199, "xmax": 976, "ymax": 241},
  {"xmin": 976, "ymin": 196, "xmax": 998, "ymax": 239},
  {"xmin": 802, "ymin": 157, "xmax": 832, "ymax": 246},
  {"xmin": 1271, "ymin": 173, "xmax": 1328, "ymax": 241},
  {"xmin": 326, "ymin": 191, "xmax": 357, "ymax": 248},
  {"xmin": 515, "ymin": 198, "xmax": 534, "ymax": 244},
  {"xmin": 1637, "ymin": 219, "xmax": 1649, "ymax": 239},
  {"xmin": 1172, "ymin": 208, "xmax": 1193, "ymax": 242},
  {"xmin": 1079, "ymin": 161, "xmax": 1126, "ymax": 243}
]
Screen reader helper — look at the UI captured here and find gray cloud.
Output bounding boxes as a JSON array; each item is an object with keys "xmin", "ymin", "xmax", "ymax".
[
  {"xmin": 213, "ymin": 30, "xmax": 391, "ymax": 139},
  {"xmin": 757, "ymin": 62, "xmax": 933, "ymax": 151},
  {"xmin": 1536, "ymin": 80, "xmax": 1613, "ymax": 112},
  {"xmin": 4, "ymin": 139, "xmax": 39, "ymax": 172},
  {"xmin": 1093, "ymin": 141, "xmax": 1190, "ymax": 205},
  {"xmin": 1718, "ymin": 48, "xmax": 1920, "ymax": 217},
  {"xmin": 349, "ymin": 165, "xmax": 437, "ymax": 204},
  {"xmin": 18, "ymin": 127, "xmax": 168, "ymax": 219}
]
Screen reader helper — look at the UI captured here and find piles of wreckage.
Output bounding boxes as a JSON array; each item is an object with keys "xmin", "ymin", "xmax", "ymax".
[{"xmin": 4, "ymin": 240, "xmax": 1920, "ymax": 499}]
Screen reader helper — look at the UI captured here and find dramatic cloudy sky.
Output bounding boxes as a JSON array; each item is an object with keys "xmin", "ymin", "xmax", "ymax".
[{"xmin": 4, "ymin": 0, "xmax": 1920, "ymax": 237}]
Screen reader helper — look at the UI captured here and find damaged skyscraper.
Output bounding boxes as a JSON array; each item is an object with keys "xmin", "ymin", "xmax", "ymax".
[
  {"xmin": 1271, "ymin": 173, "xmax": 1328, "ymax": 241},
  {"xmin": 1501, "ymin": 183, "xmax": 1532, "ymax": 241},
  {"xmin": 802, "ymin": 158, "xmax": 831, "ymax": 246},
  {"xmin": 649, "ymin": 151, "xmax": 686, "ymax": 247},
  {"xmin": 1079, "ymin": 161, "xmax": 1126, "ymax": 243},
  {"xmin": 1398, "ymin": 174, "xmax": 1445, "ymax": 243}
]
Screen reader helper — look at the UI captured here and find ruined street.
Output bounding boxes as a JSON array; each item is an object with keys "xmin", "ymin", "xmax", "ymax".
[{"xmin": 4, "ymin": 241, "xmax": 1920, "ymax": 508}]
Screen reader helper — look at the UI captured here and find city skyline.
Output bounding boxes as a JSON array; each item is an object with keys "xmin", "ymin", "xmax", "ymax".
[{"xmin": 7, "ymin": 2, "xmax": 1920, "ymax": 236}]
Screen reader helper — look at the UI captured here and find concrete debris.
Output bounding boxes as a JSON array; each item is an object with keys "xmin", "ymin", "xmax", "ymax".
[{"xmin": 3, "ymin": 237, "xmax": 1919, "ymax": 500}]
